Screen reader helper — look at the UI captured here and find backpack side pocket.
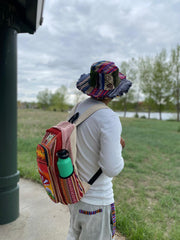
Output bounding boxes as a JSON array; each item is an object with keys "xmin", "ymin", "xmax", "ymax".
[{"xmin": 36, "ymin": 144, "xmax": 58, "ymax": 203}]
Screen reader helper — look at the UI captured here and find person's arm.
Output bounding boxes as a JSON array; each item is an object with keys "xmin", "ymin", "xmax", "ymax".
[{"xmin": 98, "ymin": 112, "xmax": 124, "ymax": 177}]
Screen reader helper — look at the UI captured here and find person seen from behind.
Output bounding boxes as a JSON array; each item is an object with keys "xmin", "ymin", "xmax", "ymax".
[{"xmin": 67, "ymin": 60, "xmax": 132, "ymax": 240}]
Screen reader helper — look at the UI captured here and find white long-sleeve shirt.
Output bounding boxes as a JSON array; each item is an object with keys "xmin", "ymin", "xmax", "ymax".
[{"xmin": 75, "ymin": 97, "xmax": 124, "ymax": 205}]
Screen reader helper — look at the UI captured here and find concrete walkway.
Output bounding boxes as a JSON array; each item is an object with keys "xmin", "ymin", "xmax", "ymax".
[{"xmin": 0, "ymin": 179, "xmax": 125, "ymax": 240}]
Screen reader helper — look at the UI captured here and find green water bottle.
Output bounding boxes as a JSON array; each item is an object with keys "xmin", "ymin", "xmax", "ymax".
[{"xmin": 57, "ymin": 149, "xmax": 73, "ymax": 178}]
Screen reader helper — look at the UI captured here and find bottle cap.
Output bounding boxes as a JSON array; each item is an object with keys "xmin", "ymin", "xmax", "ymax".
[{"xmin": 56, "ymin": 149, "xmax": 69, "ymax": 159}]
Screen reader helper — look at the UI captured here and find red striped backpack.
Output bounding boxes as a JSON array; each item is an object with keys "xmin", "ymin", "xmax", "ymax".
[{"xmin": 36, "ymin": 104, "xmax": 108, "ymax": 204}]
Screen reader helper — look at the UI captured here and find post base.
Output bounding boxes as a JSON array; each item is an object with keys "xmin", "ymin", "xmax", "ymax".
[{"xmin": 0, "ymin": 171, "xmax": 19, "ymax": 225}]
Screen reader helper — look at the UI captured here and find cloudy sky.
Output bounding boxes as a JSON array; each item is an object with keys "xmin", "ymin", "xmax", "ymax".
[{"xmin": 18, "ymin": 0, "xmax": 180, "ymax": 103}]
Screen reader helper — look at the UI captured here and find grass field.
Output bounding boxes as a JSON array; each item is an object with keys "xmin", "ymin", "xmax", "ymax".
[{"xmin": 18, "ymin": 109, "xmax": 180, "ymax": 240}]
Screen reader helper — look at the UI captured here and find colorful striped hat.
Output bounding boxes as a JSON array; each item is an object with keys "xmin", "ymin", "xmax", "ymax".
[{"xmin": 76, "ymin": 61, "xmax": 132, "ymax": 98}]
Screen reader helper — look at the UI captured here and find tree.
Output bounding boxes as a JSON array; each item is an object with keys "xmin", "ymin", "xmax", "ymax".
[
  {"xmin": 37, "ymin": 85, "xmax": 69, "ymax": 111},
  {"xmin": 152, "ymin": 49, "xmax": 172, "ymax": 120},
  {"xmin": 119, "ymin": 59, "xmax": 136, "ymax": 117},
  {"xmin": 73, "ymin": 88, "xmax": 87, "ymax": 104},
  {"xmin": 50, "ymin": 85, "xmax": 69, "ymax": 111},
  {"xmin": 138, "ymin": 56, "xmax": 154, "ymax": 119},
  {"xmin": 170, "ymin": 44, "xmax": 180, "ymax": 121},
  {"xmin": 37, "ymin": 88, "xmax": 51, "ymax": 110}
]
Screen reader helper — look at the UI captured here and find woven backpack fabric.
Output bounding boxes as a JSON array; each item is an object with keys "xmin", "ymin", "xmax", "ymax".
[{"xmin": 36, "ymin": 104, "xmax": 108, "ymax": 205}]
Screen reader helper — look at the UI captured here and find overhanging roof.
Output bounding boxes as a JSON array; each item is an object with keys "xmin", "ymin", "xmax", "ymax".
[
  {"xmin": 17, "ymin": 0, "xmax": 44, "ymax": 32},
  {"xmin": 0, "ymin": 0, "xmax": 45, "ymax": 34}
]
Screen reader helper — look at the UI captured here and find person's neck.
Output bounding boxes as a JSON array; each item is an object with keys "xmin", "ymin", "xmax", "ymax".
[
  {"xmin": 91, "ymin": 97, "xmax": 112, "ymax": 106},
  {"xmin": 101, "ymin": 98, "xmax": 112, "ymax": 105}
]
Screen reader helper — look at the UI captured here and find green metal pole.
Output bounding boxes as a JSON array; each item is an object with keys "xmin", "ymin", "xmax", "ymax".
[{"xmin": 0, "ymin": 26, "xmax": 20, "ymax": 224}]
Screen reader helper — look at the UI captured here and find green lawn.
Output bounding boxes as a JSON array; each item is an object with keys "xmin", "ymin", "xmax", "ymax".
[{"xmin": 18, "ymin": 109, "xmax": 180, "ymax": 240}]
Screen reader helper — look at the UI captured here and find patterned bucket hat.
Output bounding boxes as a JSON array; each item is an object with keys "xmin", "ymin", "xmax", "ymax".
[{"xmin": 76, "ymin": 61, "xmax": 132, "ymax": 98}]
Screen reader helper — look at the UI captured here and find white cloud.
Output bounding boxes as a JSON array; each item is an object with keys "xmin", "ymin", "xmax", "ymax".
[{"xmin": 17, "ymin": 0, "xmax": 180, "ymax": 103}]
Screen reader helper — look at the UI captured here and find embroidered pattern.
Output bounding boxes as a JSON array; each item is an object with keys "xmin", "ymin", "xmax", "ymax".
[
  {"xmin": 79, "ymin": 209, "xmax": 103, "ymax": 215},
  {"xmin": 111, "ymin": 203, "xmax": 116, "ymax": 238},
  {"xmin": 44, "ymin": 133, "xmax": 56, "ymax": 145}
]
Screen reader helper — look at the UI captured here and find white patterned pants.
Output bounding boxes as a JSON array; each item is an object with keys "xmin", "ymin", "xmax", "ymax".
[{"xmin": 66, "ymin": 201, "xmax": 116, "ymax": 240}]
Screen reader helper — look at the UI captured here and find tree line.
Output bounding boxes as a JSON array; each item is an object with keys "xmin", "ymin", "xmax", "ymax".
[
  {"xmin": 111, "ymin": 44, "xmax": 180, "ymax": 121},
  {"xmin": 35, "ymin": 45, "xmax": 180, "ymax": 121},
  {"xmin": 36, "ymin": 85, "xmax": 71, "ymax": 112}
]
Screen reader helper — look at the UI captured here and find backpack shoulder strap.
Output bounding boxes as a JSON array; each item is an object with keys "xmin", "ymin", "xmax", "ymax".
[
  {"xmin": 68, "ymin": 102, "xmax": 81, "ymax": 120},
  {"xmin": 74, "ymin": 104, "xmax": 109, "ymax": 127},
  {"xmin": 68, "ymin": 103, "xmax": 109, "ymax": 185}
]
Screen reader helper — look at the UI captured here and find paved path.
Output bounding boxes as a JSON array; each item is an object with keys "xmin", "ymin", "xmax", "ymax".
[{"xmin": 0, "ymin": 179, "xmax": 125, "ymax": 240}]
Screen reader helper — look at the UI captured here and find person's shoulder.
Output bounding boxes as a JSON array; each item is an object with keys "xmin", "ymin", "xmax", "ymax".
[
  {"xmin": 78, "ymin": 98, "xmax": 120, "ymax": 124},
  {"xmin": 93, "ymin": 107, "xmax": 120, "ymax": 124},
  {"xmin": 95, "ymin": 107, "xmax": 117, "ymax": 117}
]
